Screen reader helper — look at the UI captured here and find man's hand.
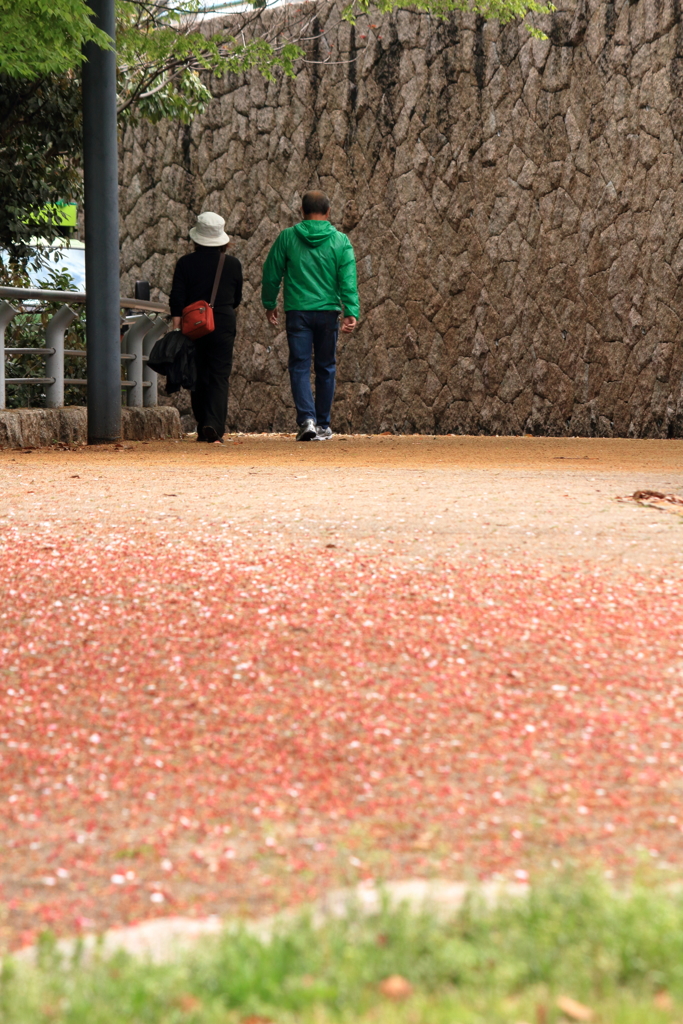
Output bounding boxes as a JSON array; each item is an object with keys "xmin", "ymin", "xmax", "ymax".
[
  {"xmin": 265, "ymin": 308, "xmax": 279, "ymax": 327},
  {"xmin": 172, "ymin": 316, "xmax": 181, "ymax": 330},
  {"xmin": 341, "ymin": 316, "xmax": 357, "ymax": 334}
]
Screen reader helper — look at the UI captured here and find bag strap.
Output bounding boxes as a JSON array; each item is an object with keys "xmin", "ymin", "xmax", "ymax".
[{"xmin": 209, "ymin": 252, "xmax": 227, "ymax": 308}]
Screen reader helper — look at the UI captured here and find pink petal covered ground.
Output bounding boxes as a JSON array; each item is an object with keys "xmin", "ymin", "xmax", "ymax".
[{"xmin": 1, "ymin": 527, "xmax": 681, "ymax": 949}]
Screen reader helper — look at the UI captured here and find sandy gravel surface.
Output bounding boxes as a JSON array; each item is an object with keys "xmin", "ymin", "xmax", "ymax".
[
  {"xmin": 1, "ymin": 434, "xmax": 682, "ymax": 950},
  {"xmin": 1, "ymin": 433, "xmax": 683, "ymax": 567}
]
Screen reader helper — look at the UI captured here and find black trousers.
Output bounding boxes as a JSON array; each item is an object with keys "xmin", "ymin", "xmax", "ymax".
[{"xmin": 191, "ymin": 310, "xmax": 236, "ymax": 437}]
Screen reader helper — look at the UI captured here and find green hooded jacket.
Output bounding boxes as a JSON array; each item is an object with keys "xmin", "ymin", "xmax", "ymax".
[{"xmin": 261, "ymin": 220, "xmax": 360, "ymax": 318}]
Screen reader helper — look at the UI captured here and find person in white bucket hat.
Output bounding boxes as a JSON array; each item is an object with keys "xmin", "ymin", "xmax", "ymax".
[
  {"xmin": 170, "ymin": 212, "xmax": 243, "ymax": 443},
  {"xmin": 190, "ymin": 211, "xmax": 229, "ymax": 247}
]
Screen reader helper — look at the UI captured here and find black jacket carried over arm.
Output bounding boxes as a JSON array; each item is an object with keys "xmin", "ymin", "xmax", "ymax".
[
  {"xmin": 147, "ymin": 329, "xmax": 196, "ymax": 393},
  {"xmin": 169, "ymin": 247, "xmax": 243, "ymax": 317}
]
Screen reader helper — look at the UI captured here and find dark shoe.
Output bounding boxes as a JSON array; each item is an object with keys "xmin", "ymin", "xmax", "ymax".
[
  {"xmin": 314, "ymin": 426, "xmax": 333, "ymax": 441},
  {"xmin": 203, "ymin": 425, "xmax": 224, "ymax": 444},
  {"xmin": 296, "ymin": 419, "xmax": 317, "ymax": 442}
]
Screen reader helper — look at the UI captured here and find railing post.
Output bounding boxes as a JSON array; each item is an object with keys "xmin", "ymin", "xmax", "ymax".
[
  {"xmin": 124, "ymin": 314, "xmax": 153, "ymax": 408},
  {"xmin": 0, "ymin": 300, "xmax": 18, "ymax": 411},
  {"xmin": 143, "ymin": 319, "xmax": 167, "ymax": 407},
  {"xmin": 45, "ymin": 306, "xmax": 78, "ymax": 408}
]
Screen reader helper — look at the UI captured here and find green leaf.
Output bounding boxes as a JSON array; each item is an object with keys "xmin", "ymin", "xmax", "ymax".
[{"xmin": 0, "ymin": 0, "xmax": 112, "ymax": 78}]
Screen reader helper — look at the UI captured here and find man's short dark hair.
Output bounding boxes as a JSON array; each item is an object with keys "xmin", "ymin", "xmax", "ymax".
[{"xmin": 302, "ymin": 190, "xmax": 330, "ymax": 215}]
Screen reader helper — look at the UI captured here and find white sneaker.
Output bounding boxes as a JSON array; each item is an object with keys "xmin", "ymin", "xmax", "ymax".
[
  {"xmin": 314, "ymin": 426, "xmax": 334, "ymax": 440},
  {"xmin": 296, "ymin": 419, "xmax": 317, "ymax": 441}
]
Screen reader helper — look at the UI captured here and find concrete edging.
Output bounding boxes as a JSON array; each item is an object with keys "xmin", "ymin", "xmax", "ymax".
[
  {"xmin": 0, "ymin": 407, "xmax": 181, "ymax": 448},
  {"xmin": 13, "ymin": 878, "xmax": 529, "ymax": 966}
]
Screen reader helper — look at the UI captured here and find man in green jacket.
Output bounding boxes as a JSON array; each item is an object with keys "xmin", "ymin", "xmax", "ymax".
[{"xmin": 262, "ymin": 190, "xmax": 360, "ymax": 441}]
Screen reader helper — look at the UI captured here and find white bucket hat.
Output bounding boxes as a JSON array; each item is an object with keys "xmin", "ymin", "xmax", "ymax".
[{"xmin": 189, "ymin": 211, "xmax": 229, "ymax": 246}]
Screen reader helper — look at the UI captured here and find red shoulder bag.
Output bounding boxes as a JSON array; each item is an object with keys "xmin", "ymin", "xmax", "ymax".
[{"xmin": 181, "ymin": 252, "xmax": 227, "ymax": 340}]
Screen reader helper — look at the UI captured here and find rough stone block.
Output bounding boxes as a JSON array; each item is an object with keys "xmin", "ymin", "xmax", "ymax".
[{"xmin": 0, "ymin": 407, "xmax": 181, "ymax": 448}]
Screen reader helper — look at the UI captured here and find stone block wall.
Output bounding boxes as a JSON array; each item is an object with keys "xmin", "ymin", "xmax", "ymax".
[{"xmin": 120, "ymin": 0, "xmax": 683, "ymax": 436}]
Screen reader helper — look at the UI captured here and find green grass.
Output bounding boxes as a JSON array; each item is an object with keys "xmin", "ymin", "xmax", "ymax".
[{"xmin": 3, "ymin": 873, "xmax": 683, "ymax": 1024}]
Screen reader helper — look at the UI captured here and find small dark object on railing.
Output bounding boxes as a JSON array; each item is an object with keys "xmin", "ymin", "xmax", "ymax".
[{"xmin": 135, "ymin": 280, "xmax": 151, "ymax": 302}]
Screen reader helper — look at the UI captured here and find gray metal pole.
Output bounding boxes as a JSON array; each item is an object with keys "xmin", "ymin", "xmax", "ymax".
[
  {"xmin": 45, "ymin": 305, "xmax": 78, "ymax": 408},
  {"xmin": 82, "ymin": 0, "xmax": 121, "ymax": 443},
  {"xmin": 124, "ymin": 314, "xmax": 153, "ymax": 408},
  {"xmin": 143, "ymin": 319, "xmax": 166, "ymax": 407},
  {"xmin": 0, "ymin": 301, "xmax": 18, "ymax": 411}
]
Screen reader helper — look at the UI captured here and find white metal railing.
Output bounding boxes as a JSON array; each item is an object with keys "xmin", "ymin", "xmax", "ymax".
[{"xmin": 0, "ymin": 286, "xmax": 169, "ymax": 410}]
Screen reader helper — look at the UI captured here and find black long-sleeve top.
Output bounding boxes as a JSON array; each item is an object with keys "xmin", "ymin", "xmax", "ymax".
[{"xmin": 169, "ymin": 246, "xmax": 243, "ymax": 317}]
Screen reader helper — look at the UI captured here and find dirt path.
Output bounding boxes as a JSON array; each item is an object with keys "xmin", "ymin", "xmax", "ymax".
[
  {"xmin": 1, "ymin": 435, "xmax": 682, "ymax": 950},
  {"xmin": 1, "ymin": 434, "xmax": 683, "ymax": 566}
]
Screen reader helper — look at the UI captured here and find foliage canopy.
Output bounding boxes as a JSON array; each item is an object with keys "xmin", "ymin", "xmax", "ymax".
[
  {"xmin": 0, "ymin": 0, "xmax": 305, "ymax": 258},
  {"xmin": 0, "ymin": 0, "xmax": 110, "ymax": 78}
]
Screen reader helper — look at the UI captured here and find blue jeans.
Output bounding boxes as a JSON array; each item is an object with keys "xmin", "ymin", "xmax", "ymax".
[{"xmin": 285, "ymin": 310, "xmax": 339, "ymax": 428}]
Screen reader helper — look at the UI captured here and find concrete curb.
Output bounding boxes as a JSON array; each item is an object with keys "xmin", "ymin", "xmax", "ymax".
[
  {"xmin": 13, "ymin": 878, "xmax": 529, "ymax": 966},
  {"xmin": 0, "ymin": 407, "xmax": 181, "ymax": 447}
]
